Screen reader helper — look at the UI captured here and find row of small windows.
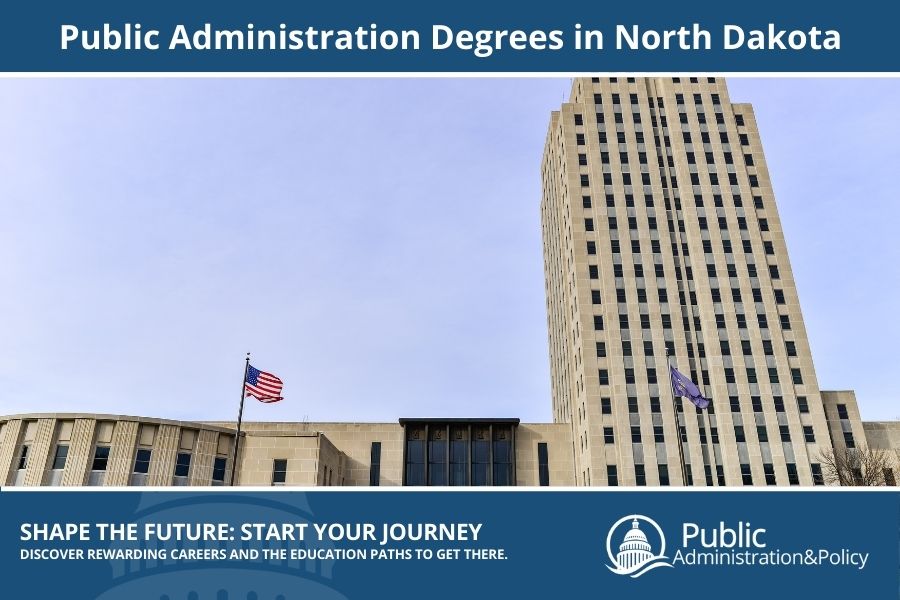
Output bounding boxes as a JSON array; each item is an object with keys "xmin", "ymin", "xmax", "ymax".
[
  {"xmin": 596, "ymin": 336, "xmax": 796, "ymax": 362},
  {"xmin": 576, "ymin": 106, "xmax": 730, "ymax": 131},
  {"xmin": 582, "ymin": 208, "xmax": 769, "ymax": 246},
  {"xmin": 733, "ymin": 423, "xmax": 812, "ymax": 444},
  {"xmin": 591, "ymin": 307, "xmax": 793, "ymax": 335},
  {"xmin": 586, "ymin": 251, "xmax": 778, "ymax": 281},
  {"xmin": 597, "ymin": 365, "xmax": 803, "ymax": 386},
  {"xmin": 9, "ymin": 423, "xmax": 232, "ymax": 487},
  {"xmin": 589, "ymin": 171, "xmax": 754, "ymax": 191},
  {"xmin": 576, "ymin": 127, "xmax": 746, "ymax": 151},
  {"xmin": 589, "ymin": 282, "xmax": 786, "ymax": 311},
  {"xmin": 13, "ymin": 442, "xmax": 229, "ymax": 486},
  {"xmin": 596, "ymin": 394, "xmax": 810, "ymax": 421},
  {"xmin": 603, "ymin": 462, "xmax": 822, "ymax": 486},
  {"xmin": 580, "ymin": 191, "xmax": 765, "ymax": 213},
  {"xmin": 589, "ymin": 77, "xmax": 716, "ymax": 84}
]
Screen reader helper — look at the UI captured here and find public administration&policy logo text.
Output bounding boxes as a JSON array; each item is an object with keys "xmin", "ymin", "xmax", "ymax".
[{"xmin": 605, "ymin": 514, "xmax": 869, "ymax": 579}]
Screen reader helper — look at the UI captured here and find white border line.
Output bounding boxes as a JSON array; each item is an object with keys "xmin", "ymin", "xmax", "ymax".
[
  {"xmin": 1, "ymin": 72, "xmax": 900, "ymax": 78},
  {"xmin": 2, "ymin": 485, "xmax": 896, "ymax": 493}
]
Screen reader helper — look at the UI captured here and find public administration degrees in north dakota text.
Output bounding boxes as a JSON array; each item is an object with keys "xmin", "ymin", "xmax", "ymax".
[{"xmin": 60, "ymin": 23, "xmax": 840, "ymax": 56}]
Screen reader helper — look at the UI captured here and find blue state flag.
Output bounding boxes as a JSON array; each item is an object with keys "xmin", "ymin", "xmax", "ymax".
[{"xmin": 670, "ymin": 366, "xmax": 710, "ymax": 409}]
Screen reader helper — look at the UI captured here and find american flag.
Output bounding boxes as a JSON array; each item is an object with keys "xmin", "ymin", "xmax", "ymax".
[{"xmin": 245, "ymin": 365, "xmax": 284, "ymax": 403}]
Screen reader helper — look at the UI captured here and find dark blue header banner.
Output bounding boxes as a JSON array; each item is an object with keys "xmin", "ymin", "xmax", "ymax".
[
  {"xmin": 1, "ymin": 489, "xmax": 897, "ymax": 599},
  {"xmin": 0, "ymin": 0, "xmax": 897, "ymax": 72}
]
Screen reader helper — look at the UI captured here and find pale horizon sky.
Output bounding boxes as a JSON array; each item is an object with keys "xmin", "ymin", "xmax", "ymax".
[{"xmin": 0, "ymin": 77, "xmax": 896, "ymax": 423}]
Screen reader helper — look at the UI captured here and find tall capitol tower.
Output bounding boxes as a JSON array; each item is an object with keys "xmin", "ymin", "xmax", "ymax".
[{"xmin": 541, "ymin": 76, "xmax": 835, "ymax": 487}]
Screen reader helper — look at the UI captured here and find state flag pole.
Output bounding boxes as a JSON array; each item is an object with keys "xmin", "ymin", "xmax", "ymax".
[
  {"xmin": 230, "ymin": 352, "xmax": 250, "ymax": 486},
  {"xmin": 666, "ymin": 346, "xmax": 689, "ymax": 487}
]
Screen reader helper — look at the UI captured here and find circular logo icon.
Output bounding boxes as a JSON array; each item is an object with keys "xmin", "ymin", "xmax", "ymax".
[{"xmin": 605, "ymin": 514, "xmax": 673, "ymax": 578}]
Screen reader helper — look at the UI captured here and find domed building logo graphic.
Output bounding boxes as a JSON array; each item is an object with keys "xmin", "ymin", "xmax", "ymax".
[{"xmin": 606, "ymin": 515, "xmax": 673, "ymax": 578}]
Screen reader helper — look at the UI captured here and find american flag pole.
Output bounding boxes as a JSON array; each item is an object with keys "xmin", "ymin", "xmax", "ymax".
[{"xmin": 230, "ymin": 353, "xmax": 250, "ymax": 486}]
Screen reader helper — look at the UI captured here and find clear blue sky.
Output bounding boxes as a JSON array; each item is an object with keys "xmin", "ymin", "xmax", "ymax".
[{"xmin": 0, "ymin": 78, "xmax": 896, "ymax": 423}]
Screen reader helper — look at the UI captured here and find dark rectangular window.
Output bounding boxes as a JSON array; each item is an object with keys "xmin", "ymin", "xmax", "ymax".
[
  {"xmin": 607, "ymin": 465, "xmax": 618, "ymax": 486},
  {"xmin": 811, "ymin": 463, "xmax": 824, "ymax": 485},
  {"xmin": 631, "ymin": 426, "xmax": 641, "ymax": 443},
  {"xmin": 369, "ymin": 442, "xmax": 382, "ymax": 486},
  {"xmin": 741, "ymin": 463, "xmax": 753, "ymax": 485},
  {"xmin": 471, "ymin": 432, "xmax": 490, "ymax": 486},
  {"xmin": 212, "ymin": 456, "xmax": 227, "ymax": 483},
  {"xmin": 658, "ymin": 464, "xmax": 670, "ymax": 486},
  {"xmin": 492, "ymin": 431, "xmax": 513, "ymax": 486},
  {"xmin": 16, "ymin": 445, "xmax": 29, "ymax": 470},
  {"xmin": 92, "ymin": 446, "xmax": 111, "ymax": 472},
  {"xmin": 747, "ymin": 368, "xmax": 757, "ymax": 384},
  {"xmin": 406, "ymin": 434, "xmax": 426, "ymax": 486},
  {"xmin": 843, "ymin": 431, "xmax": 856, "ymax": 449},
  {"xmin": 779, "ymin": 425, "xmax": 791, "ymax": 442},
  {"xmin": 653, "ymin": 426, "xmax": 664, "ymax": 443},
  {"xmin": 133, "ymin": 448, "xmax": 152, "ymax": 474},
  {"xmin": 51, "ymin": 445, "xmax": 69, "ymax": 471},
  {"xmin": 174, "ymin": 452, "xmax": 191, "ymax": 478},
  {"xmin": 272, "ymin": 458, "xmax": 287, "ymax": 485},
  {"xmin": 601, "ymin": 397, "xmax": 612, "ymax": 414},
  {"xmin": 786, "ymin": 463, "xmax": 799, "ymax": 485},
  {"xmin": 604, "ymin": 427, "xmax": 614, "ymax": 444},
  {"xmin": 537, "ymin": 443, "xmax": 549, "ymax": 487},
  {"xmin": 450, "ymin": 431, "xmax": 468, "ymax": 486},
  {"xmin": 803, "ymin": 426, "xmax": 815, "ymax": 443},
  {"xmin": 797, "ymin": 397, "xmax": 809, "ymax": 413},
  {"xmin": 598, "ymin": 369, "xmax": 609, "ymax": 385},
  {"xmin": 635, "ymin": 465, "xmax": 646, "ymax": 486},
  {"xmin": 428, "ymin": 431, "xmax": 448, "ymax": 486},
  {"xmin": 763, "ymin": 463, "xmax": 776, "ymax": 485}
]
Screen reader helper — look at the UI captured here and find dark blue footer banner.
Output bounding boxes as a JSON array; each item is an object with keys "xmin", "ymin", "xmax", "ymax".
[{"xmin": 1, "ymin": 489, "xmax": 897, "ymax": 599}]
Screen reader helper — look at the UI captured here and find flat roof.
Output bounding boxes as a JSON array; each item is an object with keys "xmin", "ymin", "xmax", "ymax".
[{"xmin": 398, "ymin": 418, "xmax": 520, "ymax": 425}]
